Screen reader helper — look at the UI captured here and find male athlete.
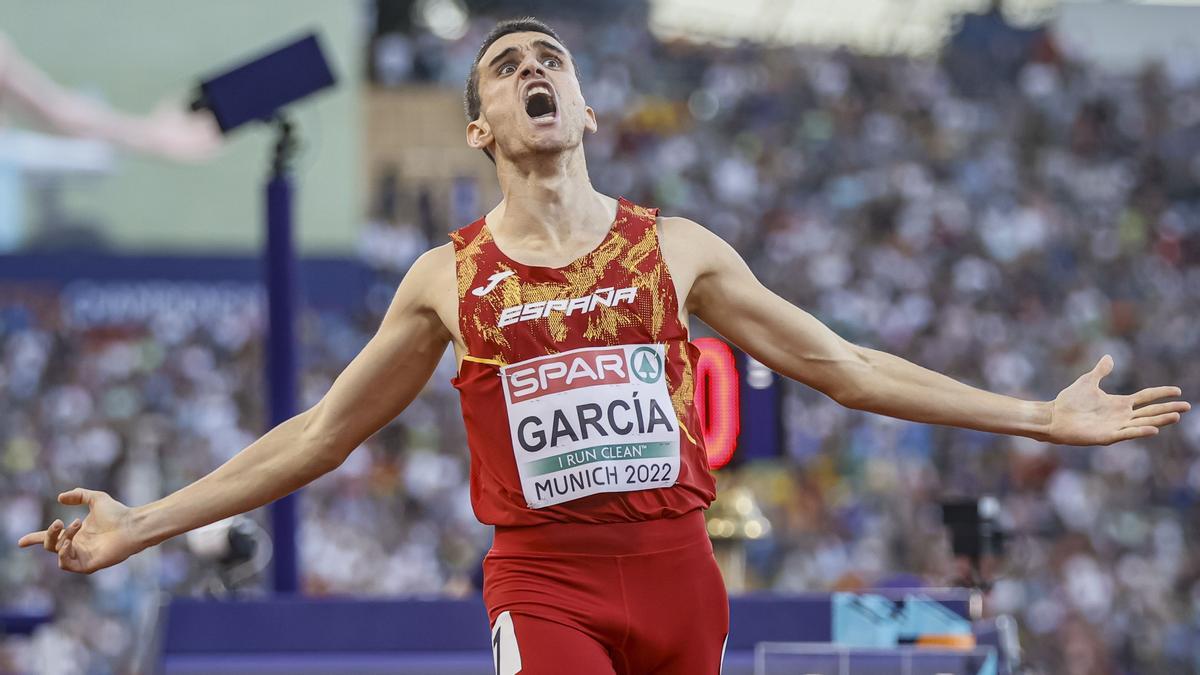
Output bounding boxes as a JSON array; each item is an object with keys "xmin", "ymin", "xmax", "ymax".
[{"xmin": 20, "ymin": 17, "xmax": 1190, "ymax": 675}]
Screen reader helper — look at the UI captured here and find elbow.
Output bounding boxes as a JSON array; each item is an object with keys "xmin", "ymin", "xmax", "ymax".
[
  {"xmin": 298, "ymin": 405, "xmax": 351, "ymax": 473},
  {"xmin": 826, "ymin": 347, "xmax": 876, "ymax": 410},
  {"xmin": 308, "ymin": 441, "xmax": 346, "ymax": 475},
  {"xmin": 833, "ymin": 382, "xmax": 871, "ymax": 410}
]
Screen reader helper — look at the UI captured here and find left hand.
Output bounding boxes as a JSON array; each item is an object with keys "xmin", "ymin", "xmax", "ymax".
[{"xmin": 1048, "ymin": 354, "xmax": 1190, "ymax": 446}]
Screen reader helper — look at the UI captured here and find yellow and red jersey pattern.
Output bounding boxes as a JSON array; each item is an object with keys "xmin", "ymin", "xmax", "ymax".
[{"xmin": 451, "ymin": 197, "xmax": 716, "ymax": 526}]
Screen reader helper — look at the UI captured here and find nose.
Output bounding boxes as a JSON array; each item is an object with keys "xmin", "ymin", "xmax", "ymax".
[{"xmin": 519, "ymin": 54, "xmax": 544, "ymax": 79}]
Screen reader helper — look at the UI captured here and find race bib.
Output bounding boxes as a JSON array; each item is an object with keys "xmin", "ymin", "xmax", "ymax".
[{"xmin": 501, "ymin": 344, "xmax": 681, "ymax": 508}]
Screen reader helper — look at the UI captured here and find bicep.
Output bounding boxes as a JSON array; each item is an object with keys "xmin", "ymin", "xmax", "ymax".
[
  {"xmin": 688, "ymin": 230, "xmax": 867, "ymax": 403},
  {"xmin": 307, "ymin": 251, "xmax": 451, "ymax": 461}
]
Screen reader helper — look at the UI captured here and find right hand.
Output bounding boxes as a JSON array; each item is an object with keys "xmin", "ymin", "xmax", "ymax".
[
  {"xmin": 138, "ymin": 99, "xmax": 224, "ymax": 162},
  {"xmin": 17, "ymin": 488, "xmax": 143, "ymax": 574}
]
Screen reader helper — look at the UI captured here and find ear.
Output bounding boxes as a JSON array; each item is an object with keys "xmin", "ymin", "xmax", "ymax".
[
  {"xmin": 583, "ymin": 105, "xmax": 597, "ymax": 134},
  {"xmin": 466, "ymin": 117, "xmax": 493, "ymax": 153}
]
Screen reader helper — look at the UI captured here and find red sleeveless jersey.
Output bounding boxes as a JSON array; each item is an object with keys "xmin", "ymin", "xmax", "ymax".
[{"xmin": 450, "ymin": 197, "xmax": 716, "ymax": 527}]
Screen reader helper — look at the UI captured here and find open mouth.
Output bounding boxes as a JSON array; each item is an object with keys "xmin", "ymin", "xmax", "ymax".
[{"xmin": 524, "ymin": 85, "xmax": 557, "ymax": 120}]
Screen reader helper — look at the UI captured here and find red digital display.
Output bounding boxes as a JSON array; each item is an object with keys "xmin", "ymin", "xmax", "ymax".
[{"xmin": 693, "ymin": 337, "xmax": 740, "ymax": 469}]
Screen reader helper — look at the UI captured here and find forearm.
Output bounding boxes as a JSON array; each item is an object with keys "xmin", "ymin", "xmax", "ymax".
[
  {"xmin": 847, "ymin": 346, "xmax": 1053, "ymax": 440},
  {"xmin": 43, "ymin": 96, "xmax": 150, "ymax": 150},
  {"xmin": 130, "ymin": 411, "xmax": 339, "ymax": 549},
  {"xmin": 0, "ymin": 48, "xmax": 152, "ymax": 150}
]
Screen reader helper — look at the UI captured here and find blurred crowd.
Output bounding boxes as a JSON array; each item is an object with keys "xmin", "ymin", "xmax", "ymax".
[
  {"xmin": 4, "ymin": 8, "xmax": 1200, "ymax": 674},
  {"xmin": 0, "ymin": 277, "xmax": 485, "ymax": 674}
]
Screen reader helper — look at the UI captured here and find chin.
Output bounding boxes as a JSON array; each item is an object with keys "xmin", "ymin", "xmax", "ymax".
[
  {"xmin": 495, "ymin": 119, "xmax": 583, "ymax": 160},
  {"xmin": 516, "ymin": 133, "xmax": 578, "ymax": 157}
]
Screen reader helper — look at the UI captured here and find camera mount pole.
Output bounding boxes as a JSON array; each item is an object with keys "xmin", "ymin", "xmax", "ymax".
[{"xmin": 265, "ymin": 113, "xmax": 299, "ymax": 594}]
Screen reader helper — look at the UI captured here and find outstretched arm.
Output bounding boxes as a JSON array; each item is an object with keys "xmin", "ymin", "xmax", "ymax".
[
  {"xmin": 668, "ymin": 217, "xmax": 1188, "ymax": 445},
  {"xmin": 0, "ymin": 32, "xmax": 220, "ymax": 161},
  {"xmin": 18, "ymin": 246, "xmax": 454, "ymax": 573}
]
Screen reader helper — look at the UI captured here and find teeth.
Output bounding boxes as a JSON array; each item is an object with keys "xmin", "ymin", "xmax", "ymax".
[{"xmin": 526, "ymin": 85, "xmax": 551, "ymax": 99}]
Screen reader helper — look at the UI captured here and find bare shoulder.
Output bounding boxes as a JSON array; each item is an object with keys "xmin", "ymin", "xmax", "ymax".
[
  {"xmin": 656, "ymin": 214, "xmax": 739, "ymax": 273},
  {"xmin": 394, "ymin": 242, "xmax": 458, "ymax": 338},
  {"xmin": 403, "ymin": 243, "xmax": 455, "ymax": 304},
  {"xmin": 410, "ymin": 241, "xmax": 455, "ymax": 277},
  {"xmin": 657, "ymin": 214, "xmax": 713, "ymax": 257},
  {"xmin": 655, "ymin": 215, "xmax": 736, "ymax": 314},
  {"xmin": 655, "ymin": 213, "xmax": 758, "ymax": 316},
  {"xmin": 656, "ymin": 214, "xmax": 709, "ymax": 240}
]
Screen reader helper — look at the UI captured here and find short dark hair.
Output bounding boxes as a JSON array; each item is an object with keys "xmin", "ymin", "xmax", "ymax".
[{"xmin": 463, "ymin": 17, "xmax": 578, "ymax": 162}]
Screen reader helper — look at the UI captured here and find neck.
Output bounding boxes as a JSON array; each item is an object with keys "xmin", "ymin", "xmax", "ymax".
[{"xmin": 490, "ymin": 145, "xmax": 606, "ymax": 244}]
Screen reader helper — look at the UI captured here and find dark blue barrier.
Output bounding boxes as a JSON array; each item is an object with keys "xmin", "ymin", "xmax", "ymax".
[
  {"xmin": 162, "ymin": 597, "xmax": 491, "ymax": 654},
  {"xmin": 159, "ymin": 591, "xmax": 973, "ymax": 673},
  {"xmin": 0, "ymin": 253, "xmax": 374, "ymax": 310},
  {"xmin": 0, "ymin": 610, "xmax": 53, "ymax": 636},
  {"xmin": 163, "ymin": 592, "xmax": 971, "ymax": 653}
]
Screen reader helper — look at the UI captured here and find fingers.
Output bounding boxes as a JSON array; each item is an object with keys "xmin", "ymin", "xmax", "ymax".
[
  {"xmin": 1132, "ymin": 401, "xmax": 1191, "ymax": 419},
  {"xmin": 58, "ymin": 538, "xmax": 79, "ymax": 571},
  {"xmin": 42, "ymin": 520, "xmax": 64, "ymax": 552},
  {"xmin": 18, "ymin": 518, "xmax": 77, "ymax": 551},
  {"xmin": 1091, "ymin": 354, "xmax": 1114, "ymax": 384},
  {"xmin": 18, "ymin": 487, "xmax": 106, "ymax": 556},
  {"xmin": 58, "ymin": 487, "xmax": 102, "ymax": 507},
  {"xmin": 1112, "ymin": 426, "xmax": 1159, "ymax": 443},
  {"xmin": 57, "ymin": 519, "xmax": 82, "ymax": 553},
  {"xmin": 1131, "ymin": 386, "xmax": 1184, "ymax": 407},
  {"xmin": 1126, "ymin": 412, "xmax": 1181, "ymax": 429},
  {"xmin": 59, "ymin": 539, "xmax": 71, "ymax": 569},
  {"xmin": 18, "ymin": 531, "xmax": 46, "ymax": 548},
  {"xmin": 16, "ymin": 519, "xmax": 85, "ymax": 572}
]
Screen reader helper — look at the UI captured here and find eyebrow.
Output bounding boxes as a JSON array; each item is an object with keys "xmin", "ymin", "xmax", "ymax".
[{"xmin": 486, "ymin": 39, "xmax": 568, "ymax": 70}]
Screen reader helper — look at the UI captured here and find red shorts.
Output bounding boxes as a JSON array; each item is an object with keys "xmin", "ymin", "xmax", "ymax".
[{"xmin": 483, "ymin": 510, "xmax": 729, "ymax": 674}]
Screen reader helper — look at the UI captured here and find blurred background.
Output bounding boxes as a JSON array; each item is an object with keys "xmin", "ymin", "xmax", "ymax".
[{"xmin": 1, "ymin": 0, "xmax": 1199, "ymax": 673}]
